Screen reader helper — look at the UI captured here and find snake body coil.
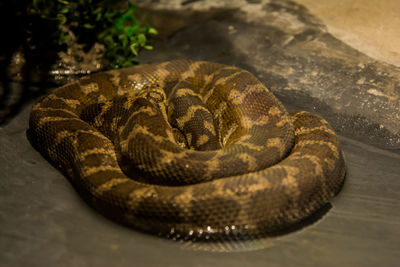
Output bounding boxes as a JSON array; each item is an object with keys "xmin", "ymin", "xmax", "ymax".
[{"xmin": 29, "ymin": 60, "xmax": 345, "ymax": 240}]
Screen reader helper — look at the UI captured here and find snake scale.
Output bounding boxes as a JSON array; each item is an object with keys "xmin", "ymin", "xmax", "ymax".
[{"xmin": 28, "ymin": 60, "xmax": 345, "ymax": 241}]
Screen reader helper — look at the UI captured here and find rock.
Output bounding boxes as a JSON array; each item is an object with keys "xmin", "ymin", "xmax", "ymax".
[{"xmin": 136, "ymin": 0, "xmax": 400, "ymax": 149}]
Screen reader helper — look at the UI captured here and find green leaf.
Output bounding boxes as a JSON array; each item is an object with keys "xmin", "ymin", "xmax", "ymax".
[
  {"xmin": 130, "ymin": 43, "xmax": 138, "ymax": 55},
  {"xmin": 58, "ymin": 33, "xmax": 69, "ymax": 45},
  {"xmin": 83, "ymin": 23, "xmax": 95, "ymax": 29},
  {"xmin": 121, "ymin": 14, "xmax": 134, "ymax": 22},
  {"xmin": 121, "ymin": 60, "xmax": 133, "ymax": 67},
  {"xmin": 132, "ymin": 21, "xmax": 140, "ymax": 33},
  {"xmin": 148, "ymin": 27, "xmax": 158, "ymax": 35},
  {"xmin": 93, "ymin": 7, "xmax": 102, "ymax": 14},
  {"xmin": 144, "ymin": 45, "xmax": 153, "ymax": 50},
  {"xmin": 59, "ymin": 7, "xmax": 69, "ymax": 14},
  {"xmin": 137, "ymin": 33, "xmax": 146, "ymax": 47},
  {"xmin": 57, "ymin": 14, "xmax": 67, "ymax": 24},
  {"xmin": 114, "ymin": 18, "xmax": 123, "ymax": 30},
  {"xmin": 104, "ymin": 35, "xmax": 115, "ymax": 46},
  {"xmin": 123, "ymin": 4, "xmax": 136, "ymax": 17},
  {"xmin": 119, "ymin": 34, "xmax": 128, "ymax": 47},
  {"xmin": 104, "ymin": 11, "xmax": 111, "ymax": 21},
  {"xmin": 96, "ymin": 12, "xmax": 102, "ymax": 21},
  {"xmin": 98, "ymin": 30, "xmax": 107, "ymax": 40}
]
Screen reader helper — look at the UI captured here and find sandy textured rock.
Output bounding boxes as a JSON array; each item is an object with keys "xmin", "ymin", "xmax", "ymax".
[
  {"xmin": 136, "ymin": 0, "xmax": 400, "ymax": 149},
  {"xmin": 296, "ymin": 0, "xmax": 400, "ymax": 67}
]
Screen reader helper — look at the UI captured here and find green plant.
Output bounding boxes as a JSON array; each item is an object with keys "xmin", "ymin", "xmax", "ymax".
[
  {"xmin": 27, "ymin": 0, "xmax": 157, "ymax": 69},
  {"xmin": 98, "ymin": 3, "xmax": 158, "ymax": 68}
]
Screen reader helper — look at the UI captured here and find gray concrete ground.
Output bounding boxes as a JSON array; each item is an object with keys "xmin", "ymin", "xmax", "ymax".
[
  {"xmin": 1, "ymin": 100, "xmax": 399, "ymax": 266},
  {"xmin": 1, "ymin": 0, "xmax": 400, "ymax": 266}
]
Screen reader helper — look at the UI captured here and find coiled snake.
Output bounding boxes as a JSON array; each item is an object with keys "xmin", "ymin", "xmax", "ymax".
[{"xmin": 28, "ymin": 60, "xmax": 345, "ymax": 241}]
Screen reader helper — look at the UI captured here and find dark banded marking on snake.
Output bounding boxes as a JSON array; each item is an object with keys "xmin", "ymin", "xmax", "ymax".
[{"xmin": 28, "ymin": 60, "xmax": 345, "ymax": 241}]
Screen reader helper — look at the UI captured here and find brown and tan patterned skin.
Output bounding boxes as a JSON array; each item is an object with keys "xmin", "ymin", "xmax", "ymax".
[{"xmin": 28, "ymin": 60, "xmax": 345, "ymax": 241}]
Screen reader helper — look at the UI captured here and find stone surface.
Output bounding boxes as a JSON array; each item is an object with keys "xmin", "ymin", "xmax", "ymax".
[
  {"xmin": 136, "ymin": 0, "xmax": 400, "ymax": 149},
  {"xmin": 1, "ymin": 101, "xmax": 399, "ymax": 266},
  {"xmin": 297, "ymin": 0, "xmax": 400, "ymax": 67}
]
